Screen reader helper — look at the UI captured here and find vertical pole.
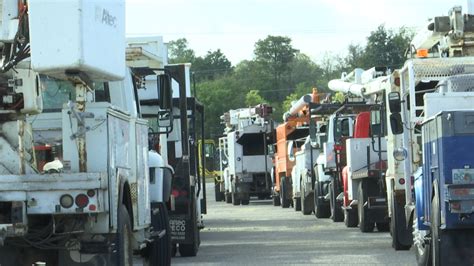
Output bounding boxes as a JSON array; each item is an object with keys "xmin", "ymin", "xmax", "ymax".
[
  {"xmin": 18, "ymin": 120, "xmax": 25, "ymax": 174},
  {"xmin": 76, "ymin": 83, "xmax": 88, "ymax": 173},
  {"xmin": 263, "ymin": 130, "xmax": 269, "ymax": 191}
]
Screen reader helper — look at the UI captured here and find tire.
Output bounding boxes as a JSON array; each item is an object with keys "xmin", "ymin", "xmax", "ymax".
[
  {"xmin": 376, "ymin": 222, "xmax": 390, "ymax": 232},
  {"xmin": 241, "ymin": 199, "xmax": 250, "ymax": 205},
  {"xmin": 232, "ymin": 192, "xmax": 241, "ymax": 206},
  {"xmin": 329, "ymin": 181, "xmax": 343, "ymax": 222},
  {"xmin": 273, "ymin": 194, "xmax": 281, "ymax": 206},
  {"xmin": 280, "ymin": 178, "xmax": 291, "ymax": 208},
  {"xmin": 146, "ymin": 202, "xmax": 171, "ymax": 266},
  {"xmin": 344, "ymin": 208, "xmax": 358, "ymax": 228},
  {"xmin": 294, "ymin": 197, "xmax": 302, "ymax": 211},
  {"xmin": 358, "ymin": 181, "xmax": 375, "ymax": 232},
  {"xmin": 215, "ymin": 182, "xmax": 224, "ymax": 202},
  {"xmin": 413, "ymin": 208, "xmax": 430, "ymax": 266},
  {"xmin": 301, "ymin": 182, "xmax": 314, "ymax": 215},
  {"xmin": 171, "ymin": 244, "xmax": 177, "ymax": 257},
  {"xmin": 179, "ymin": 198, "xmax": 199, "ymax": 257},
  {"xmin": 391, "ymin": 190, "xmax": 412, "ymax": 250},
  {"xmin": 117, "ymin": 204, "xmax": 133, "ymax": 266},
  {"xmin": 314, "ymin": 182, "xmax": 330, "ymax": 218},
  {"xmin": 225, "ymin": 192, "xmax": 232, "ymax": 204},
  {"xmin": 431, "ymin": 194, "xmax": 440, "ymax": 266}
]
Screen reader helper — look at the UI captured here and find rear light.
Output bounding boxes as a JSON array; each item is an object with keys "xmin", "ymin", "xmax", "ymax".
[
  {"xmin": 399, "ymin": 178, "xmax": 405, "ymax": 185},
  {"xmin": 334, "ymin": 144, "xmax": 343, "ymax": 151},
  {"xmin": 87, "ymin": 189, "xmax": 96, "ymax": 197},
  {"xmin": 60, "ymin": 194, "xmax": 74, "ymax": 208},
  {"xmin": 89, "ymin": 204, "xmax": 97, "ymax": 211},
  {"xmin": 450, "ymin": 202, "xmax": 461, "ymax": 211},
  {"xmin": 75, "ymin": 194, "xmax": 89, "ymax": 208},
  {"xmin": 171, "ymin": 189, "xmax": 180, "ymax": 197}
]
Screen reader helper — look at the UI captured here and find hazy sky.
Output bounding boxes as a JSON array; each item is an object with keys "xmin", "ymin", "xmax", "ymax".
[{"xmin": 126, "ymin": 0, "xmax": 468, "ymax": 64}]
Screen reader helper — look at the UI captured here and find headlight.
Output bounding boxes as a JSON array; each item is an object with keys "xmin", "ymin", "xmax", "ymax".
[{"xmin": 393, "ymin": 147, "xmax": 408, "ymax": 161}]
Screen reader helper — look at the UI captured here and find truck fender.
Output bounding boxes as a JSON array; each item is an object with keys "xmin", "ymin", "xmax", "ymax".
[{"xmin": 117, "ymin": 176, "xmax": 134, "ymax": 229}]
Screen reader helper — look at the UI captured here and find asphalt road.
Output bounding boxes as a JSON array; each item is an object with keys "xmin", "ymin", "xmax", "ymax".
[{"xmin": 171, "ymin": 183, "xmax": 416, "ymax": 265}]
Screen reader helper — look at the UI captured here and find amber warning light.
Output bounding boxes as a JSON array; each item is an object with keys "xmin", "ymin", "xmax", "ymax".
[{"xmin": 416, "ymin": 49, "xmax": 428, "ymax": 58}]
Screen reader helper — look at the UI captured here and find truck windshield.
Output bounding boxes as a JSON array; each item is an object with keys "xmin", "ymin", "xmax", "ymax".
[
  {"xmin": 335, "ymin": 118, "xmax": 351, "ymax": 140},
  {"xmin": 40, "ymin": 76, "xmax": 109, "ymax": 112}
]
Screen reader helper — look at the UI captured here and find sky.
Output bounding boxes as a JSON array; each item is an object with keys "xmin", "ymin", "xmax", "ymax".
[{"xmin": 126, "ymin": 0, "xmax": 468, "ymax": 64}]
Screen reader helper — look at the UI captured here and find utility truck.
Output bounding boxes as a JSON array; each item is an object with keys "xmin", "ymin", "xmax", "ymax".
[
  {"xmin": 327, "ymin": 69, "xmax": 392, "ymax": 232},
  {"xmin": 310, "ymin": 102, "xmax": 376, "ymax": 222},
  {"xmin": 139, "ymin": 60, "xmax": 206, "ymax": 257},
  {"xmin": 0, "ymin": 1, "xmax": 175, "ymax": 265},
  {"xmin": 328, "ymin": 66, "xmax": 414, "ymax": 246},
  {"xmin": 220, "ymin": 104, "xmax": 273, "ymax": 205},
  {"xmin": 198, "ymin": 139, "xmax": 222, "ymax": 202},
  {"xmin": 274, "ymin": 90, "xmax": 320, "ymax": 208},
  {"xmin": 393, "ymin": 5, "xmax": 474, "ymax": 265}
]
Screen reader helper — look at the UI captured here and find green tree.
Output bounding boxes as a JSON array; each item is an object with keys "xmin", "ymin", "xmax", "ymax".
[
  {"xmin": 332, "ymin": 92, "xmax": 346, "ymax": 103},
  {"xmin": 282, "ymin": 92, "xmax": 299, "ymax": 113},
  {"xmin": 254, "ymin": 35, "xmax": 299, "ymax": 98},
  {"xmin": 168, "ymin": 38, "xmax": 196, "ymax": 64},
  {"xmin": 361, "ymin": 25, "xmax": 413, "ymax": 69},
  {"xmin": 193, "ymin": 49, "xmax": 232, "ymax": 80},
  {"xmin": 245, "ymin": 90, "xmax": 265, "ymax": 106}
]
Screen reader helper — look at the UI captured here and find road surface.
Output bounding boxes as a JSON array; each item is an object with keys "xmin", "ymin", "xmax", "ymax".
[{"xmin": 171, "ymin": 184, "xmax": 415, "ymax": 265}]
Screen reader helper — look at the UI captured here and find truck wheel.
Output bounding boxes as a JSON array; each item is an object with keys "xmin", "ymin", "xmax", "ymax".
[
  {"xmin": 294, "ymin": 197, "xmax": 302, "ymax": 211},
  {"xmin": 179, "ymin": 199, "xmax": 200, "ymax": 257},
  {"xmin": 344, "ymin": 208, "xmax": 358, "ymax": 228},
  {"xmin": 225, "ymin": 192, "xmax": 232, "ymax": 204},
  {"xmin": 215, "ymin": 182, "xmax": 224, "ymax": 202},
  {"xmin": 431, "ymin": 194, "xmax": 440, "ymax": 266},
  {"xmin": 117, "ymin": 204, "xmax": 133, "ymax": 266},
  {"xmin": 232, "ymin": 192, "xmax": 241, "ymax": 206},
  {"xmin": 376, "ymin": 222, "xmax": 390, "ymax": 232},
  {"xmin": 358, "ymin": 181, "xmax": 375, "ymax": 232},
  {"xmin": 171, "ymin": 244, "xmax": 177, "ymax": 257},
  {"xmin": 280, "ymin": 178, "xmax": 291, "ymax": 208},
  {"xmin": 241, "ymin": 194, "xmax": 250, "ymax": 205},
  {"xmin": 300, "ymin": 182, "xmax": 313, "ymax": 215},
  {"xmin": 146, "ymin": 202, "xmax": 171, "ymax": 266},
  {"xmin": 329, "ymin": 181, "xmax": 343, "ymax": 222},
  {"xmin": 413, "ymin": 208, "xmax": 430, "ymax": 266},
  {"xmin": 314, "ymin": 182, "xmax": 330, "ymax": 218},
  {"xmin": 391, "ymin": 190, "xmax": 412, "ymax": 250},
  {"xmin": 272, "ymin": 194, "xmax": 281, "ymax": 206}
]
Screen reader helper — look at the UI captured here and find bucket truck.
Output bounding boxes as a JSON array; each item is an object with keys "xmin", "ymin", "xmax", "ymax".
[
  {"xmin": 0, "ymin": 1, "xmax": 175, "ymax": 265},
  {"xmin": 328, "ymin": 68, "xmax": 394, "ymax": 232},
  {"xmin": 221, "ymin": 104, "xmax": 273, "ymax": 205},
  {"xmin": 328, "ymin": 67, "xmax": 414, "ymax": 244},
  {"xmin": 140, "ymin": 61, "xmax": 206, "ymax": 257},
  {"xmin": 392, "ymin": 6, "xmax": 474, "ymax": 265},
  {"xmin": 274, "ymin": 90, "xmax": 319, "ymax": 209}
]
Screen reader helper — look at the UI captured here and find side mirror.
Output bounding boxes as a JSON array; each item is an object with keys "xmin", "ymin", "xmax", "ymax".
[
  {"xmin": 390, "ymin": 113, "xmax": 404, "ymax": 135},
  {"xmin": 370, "ymin": 107, "xmax": 382, "ymax": 136},
  {"xmin": 158, "ymin": 74, "xmax": 173, "ymax": 110},
  {"xmin": 157, "ymin": 109, "xmax": 172, "ymax": 129},
  {"xmin": 287, "ymin": 141, "xmax": 295, "ymax": 162},
  {"xmin": 156, "ymin": 74, "xmax": 174, "ymax": 134},
  {"xmin": 388, "ymin": 92, "xmax": 401, "ymax": 113}
]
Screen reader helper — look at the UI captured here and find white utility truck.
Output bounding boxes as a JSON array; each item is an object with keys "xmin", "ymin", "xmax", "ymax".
[
  {"xmin": 0, "ymin": 1, "xmax": 173, "ymax": 265},
  {"xmin": 221, "ymin": 105, "xmax": 273, "ymax": 205}
]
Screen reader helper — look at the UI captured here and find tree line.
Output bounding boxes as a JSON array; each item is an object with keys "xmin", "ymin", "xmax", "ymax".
[{"xmin": 167, "ymin": 25, "xmax": 413, "ymax": 138}]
